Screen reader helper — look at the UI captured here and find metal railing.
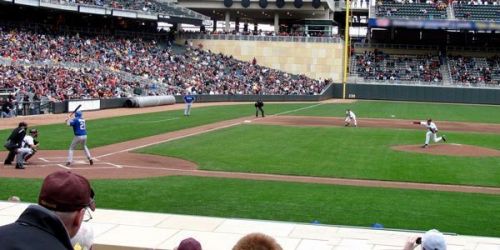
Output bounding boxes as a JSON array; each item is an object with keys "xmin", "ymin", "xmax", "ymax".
[
  {"xmin": 179, "ymin": 33, "xmax": 344, "ymax": 44},
  {"xmin": 353, "ymin": 43, "xmax": 439, "ymax": 51}
]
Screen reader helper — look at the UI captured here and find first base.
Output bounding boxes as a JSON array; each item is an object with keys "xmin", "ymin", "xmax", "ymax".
[{"xmin": 244, "ymin": 120, "xmax": 252, "ymax": 123}]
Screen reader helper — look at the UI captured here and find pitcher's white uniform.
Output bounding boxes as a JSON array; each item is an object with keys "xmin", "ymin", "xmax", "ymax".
[
  {"xmin": 345, "ymin": 110, "xmax": 357, "ymax": 127},
  {"xmin": 419, "ymin": 120, "xmax": 446, "ymax": 147}
]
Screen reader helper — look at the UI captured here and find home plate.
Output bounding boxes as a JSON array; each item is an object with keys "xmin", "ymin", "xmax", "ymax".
[{"xmin": 244, "ymin": 120, "xmax": 252, "ymax": 123}]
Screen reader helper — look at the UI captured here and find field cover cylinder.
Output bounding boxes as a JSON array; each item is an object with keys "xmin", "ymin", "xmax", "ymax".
[{"xmin": 127, "ymin": 95, "xmax": 175, "ymax": 108}]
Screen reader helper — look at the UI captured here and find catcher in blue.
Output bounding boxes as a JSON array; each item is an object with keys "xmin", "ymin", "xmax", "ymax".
[
  {"xmin": 413, "ymin": 118, "xmax": 447, "ymax": 148},
  {"xmin": 65, "ymin": 110, "xmax": 93, "ymax": 166}
]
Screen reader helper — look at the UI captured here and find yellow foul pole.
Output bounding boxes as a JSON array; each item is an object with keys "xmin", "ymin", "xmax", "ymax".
[{"xmin": 342, "ymin": 0, "xmax": 351, "ymax": 99}]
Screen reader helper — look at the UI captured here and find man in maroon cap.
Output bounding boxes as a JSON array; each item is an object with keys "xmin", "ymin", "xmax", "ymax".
[
  {"xmin": 0, "ymin": 170, "xmax": 95, "ymax": 249},
  {"xmin": 175, "ymin": 237, "xmax": 202, "ymax": 250}
]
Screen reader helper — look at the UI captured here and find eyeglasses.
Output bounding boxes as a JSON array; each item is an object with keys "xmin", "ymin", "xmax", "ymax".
[
  {"xmin": 82, "ymin": 198, "xmax": 95, "ymax": 222},
  {"xmin": 83, "ymin": 207, "xmax": 93, "ymax": 222}
]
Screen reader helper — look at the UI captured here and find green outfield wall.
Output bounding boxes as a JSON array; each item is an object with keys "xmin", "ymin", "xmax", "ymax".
[{"xmin": 333, "ymin": 84, "xmax": 500, "ymax": 105}]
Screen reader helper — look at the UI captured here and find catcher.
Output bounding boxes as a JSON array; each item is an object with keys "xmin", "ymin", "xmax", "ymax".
[
  {"xmin": 413, "ymin": 119, "xmax": 446, "ymax": 148},
  {"xmin": 17, "ymin": 128, "xmax": 39, "ymax": 167}
]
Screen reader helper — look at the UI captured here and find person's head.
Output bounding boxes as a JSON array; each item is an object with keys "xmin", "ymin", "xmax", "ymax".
[
  {"xmin": 422, "ymin": 229, "xmax": 447, "ymax": 250},
  {"xmin": 18, "ymin": 122, "xmax": 28, "ymax": 129},
  {"xmin": 232, "ymin": 233, "xmax": 283, "ymax": 250},
  {"xmin": 75, "ymin": 110, "xmax": 83, "ymax": 118},
  {"xmin": 427, "ymin": 118, "xmax": 432, "ymax": 125},
  {"xmin": 175, "ymin": 237, "xmax": 202, "ymax": 250},
  {"xmin": 38, "ymin": 171, "xmax": 95, "ymax": 238},
  {"xmin": 29, "ymin": 128, "xmax": 38, "ymax": 138}
]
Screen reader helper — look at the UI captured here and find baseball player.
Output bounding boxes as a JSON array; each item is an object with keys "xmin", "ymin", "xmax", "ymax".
[
  {"xmin": 183, "ymin": 92, "xmax": 195, "ymax": 116},
  {"xmin": 18, "ymin": 128, "xmax": 39, "ymax": 166},
  {"xmin": 65, "ymin": 110, "xmax": 93, "ymax": 166},
  {"xmin": 413, "ymin": 118, "xmax": 447, "ymax": 148},
  {"xmin": 255, "ymin": 98, "xmax": 264, "ymax": 117},
  {"xmin": 4, "ymin": 122, "xmax": 28, "ymax": 168},
  {"xmin": 345, "ymin": 109, "xmax": 357, "ymax": 127}
]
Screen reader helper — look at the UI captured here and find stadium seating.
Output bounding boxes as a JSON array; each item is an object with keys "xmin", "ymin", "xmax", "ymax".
[
  {"xmin": 376, "ymin": 2, "xmax": 448, "ymax": 19},
  {"xmin": 453, "ymin": 4, "xmax": 500, "ymax": 21},
  {"xmin": 351, "ymin": 50, "xmax": 443, "ymax": 83},
  {"xmin": 448, "ymin": 55, "xmax": 500, "ymax": 85},
  {"xmin": 0, "ymin": 26, "xmax": 328, "ymax": 101}
]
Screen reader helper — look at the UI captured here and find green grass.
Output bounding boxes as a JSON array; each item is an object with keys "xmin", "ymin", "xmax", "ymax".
[
  {"xmin": 0, "ymin": 103, "xmax": 314, "ymax": 150},
  {"xmin": 139, "ymin": 125, "xmax": 500, "ymax": 187},
  {"xmin": 293, "ymin": 100, "xmax": 500, "ymax": 123},
  {"xmin": 1, "ymin": 176, "xmax": 498, "ymax": 237}
]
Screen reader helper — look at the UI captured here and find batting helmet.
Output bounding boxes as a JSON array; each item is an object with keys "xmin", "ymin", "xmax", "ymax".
[{"xmin": 75, "ymin": 110, "xmax": 83, "ymax": 118}]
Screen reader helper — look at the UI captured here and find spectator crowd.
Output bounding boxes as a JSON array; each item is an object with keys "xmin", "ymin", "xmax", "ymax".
[
  {"xmin": 353, "ymin": 49, "xmax": 443, "ymax": 83},
  {"xmin": 0, "ymin": 25, "xmax": 329, "ymax": 118}
]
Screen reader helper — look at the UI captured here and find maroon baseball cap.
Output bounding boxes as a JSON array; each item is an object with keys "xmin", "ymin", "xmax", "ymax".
[
  {"xmin": 177, "ymin": 237, "xmax": 202, "ymax": 250},
  {"xmin": 38, "ymin": 171, "xmax": 95, "ymax": 212}
]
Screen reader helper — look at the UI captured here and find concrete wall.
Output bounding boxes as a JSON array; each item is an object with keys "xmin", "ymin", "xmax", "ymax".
[
  {"xmin": 181, "ymin": 39, "xmax": 344, "ymax": 82},
  {"xmin": 333, "ymin": 83, "xmax": 500, "ymax": 105}
]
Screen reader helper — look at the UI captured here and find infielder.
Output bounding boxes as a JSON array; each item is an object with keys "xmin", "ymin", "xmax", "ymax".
[
  {"xmin": 66, "ymin": 110, "xmax": 93, "ymax": 166},
  {"xmin": 16, "ymin": 129, "xmax": 39, "ymax": 168},
  {"xmin": 413, "ymin": 119, "xmax": 447, "ymax": 148},
  {"xmin": 183, "ymin": 92, "xmax": 195, "ymax": 116},
  {"xmin": 345, "ymin": 109, "xmax": 357, "ymax": 127}
]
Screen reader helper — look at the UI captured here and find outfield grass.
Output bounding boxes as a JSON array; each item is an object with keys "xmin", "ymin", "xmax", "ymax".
[
  {"xmin": 293, "ymin": 100, "xmax": 500, "ymax": 123},
  {"xmin": 1, "ymin": 176, "xmax": 498, "ymax": 237},
  {"xmin": 0, "ymin": 103, "xmax": 312, "ymax": 150},
  {"xmin": 139, "ymin": 124, "xmax": 500, "ymax": 187}
]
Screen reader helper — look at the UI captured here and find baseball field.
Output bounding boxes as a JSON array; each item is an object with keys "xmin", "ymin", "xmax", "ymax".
[{"xmin": 1, "ymin": 100, "xmax": 499, "ymax": 237}]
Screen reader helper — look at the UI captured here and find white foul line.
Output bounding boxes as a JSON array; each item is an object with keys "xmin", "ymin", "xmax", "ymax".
[
  {"xmin": 106, "ymin": 162, "xmax": 123, "ymax": 169},
  {"xmin": 128, "ymin": 117, "xmax": 180, "ymax": 124},
  {"xmin": 39, "ymin": 158, "xmax": 50, "ymax": 163},
  {"xmin": 95, "ymin": 103, "xmax": 324, "ymax": 159},
  {"xmin": 56, "ymin": 164, "xmax": 71, "ymax": 170}
]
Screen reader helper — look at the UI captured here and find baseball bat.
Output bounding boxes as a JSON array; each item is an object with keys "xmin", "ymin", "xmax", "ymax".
[{"xmin": 70, "ymin": 104, "xmax": 82, "ymax": 116}]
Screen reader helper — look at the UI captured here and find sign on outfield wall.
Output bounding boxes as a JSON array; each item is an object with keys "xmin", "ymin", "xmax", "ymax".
[{"xmin": 68, "ymin": 99, "xmax": 101, "ymax": 112}]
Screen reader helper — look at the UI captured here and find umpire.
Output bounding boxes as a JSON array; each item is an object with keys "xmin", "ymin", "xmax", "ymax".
[
  {"xmin": 4, "ymin": 122, "xmax": 28, "ymax": 167},
  {"xmin": 255, "ymin": 98, "xmax": 264, "ymax": 117}
]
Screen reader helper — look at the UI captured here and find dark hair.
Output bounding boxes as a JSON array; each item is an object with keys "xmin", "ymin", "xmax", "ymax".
[{"xmin": 18, "ymin": 122, "xmax": 28, "ymax": 128}]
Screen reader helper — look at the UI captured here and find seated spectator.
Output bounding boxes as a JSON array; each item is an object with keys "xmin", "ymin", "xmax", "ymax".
[
  {"xmin": 403, "ymin": 229, "xmax": 447, "ymax": 250},
  {"xmin": 175, "ymin": 237, "xmax": 202, "ymax": 250},
  {"xmin": 233, "ymin": 233, "xmax": 283, "ymax": 250},
  {"xmin": 0, "ymin": 170, "xmax": 96, "ymax": 249}
]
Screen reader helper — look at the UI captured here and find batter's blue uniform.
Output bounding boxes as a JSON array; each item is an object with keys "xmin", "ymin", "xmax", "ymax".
[
  {"xmin": 66, "ymin": 111, "xmax": 93, "ymax": 165},
  {"xmin": 184, "ymin": 94, "xmax": 195, "ymax": 116}
]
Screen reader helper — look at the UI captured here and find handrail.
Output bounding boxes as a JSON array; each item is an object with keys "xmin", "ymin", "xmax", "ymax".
[{"xmin": 179, "ymin": 33, "xmax": 344, "ymax": 44}]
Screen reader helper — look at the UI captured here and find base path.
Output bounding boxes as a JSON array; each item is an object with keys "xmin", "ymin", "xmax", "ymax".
[{"xmin": 2, "ymin": 106, "xmax": 500, "ymax": 195}]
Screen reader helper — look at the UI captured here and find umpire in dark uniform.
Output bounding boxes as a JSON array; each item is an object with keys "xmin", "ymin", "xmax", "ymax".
[
  {"xmin": 4, "ymin": 122, "xmax": 28, "ymax": 167},
  {"xmin": 255, "ymin": 98, "xmax": 264, "ymax": 117}
]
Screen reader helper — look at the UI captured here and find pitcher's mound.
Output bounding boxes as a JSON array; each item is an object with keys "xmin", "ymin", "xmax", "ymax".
[{"xmin": 392, "ymin": 144, "xmax": 500, "ymax": 157}]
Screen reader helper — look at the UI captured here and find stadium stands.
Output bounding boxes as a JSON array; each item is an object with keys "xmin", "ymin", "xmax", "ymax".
[
  {"xmin": 376, "ymin": 2, "xmax": 448, "ymax": 19},
  {"xmin": 45, "ymin": 0, "xmax": 205, "ymax": 20},
  {"xmin": 351, "ymin": 49, "xmax": 443, "ymax": 83},
  {"xmin": 0, "ymin": 26, "xmax": 328, "ymax": 102},
  {"xmin": 453, "ymin": 3, "xmax": 500, "ymax": 21},
  {"xmin": 448, "ymin": 55, "xmax": 500, "ymax": 85}
]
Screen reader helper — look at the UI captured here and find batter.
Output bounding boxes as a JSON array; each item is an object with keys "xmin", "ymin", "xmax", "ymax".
[{"xmin": 66, "ymin": 110, "xmax": 93, "ymax": 166}]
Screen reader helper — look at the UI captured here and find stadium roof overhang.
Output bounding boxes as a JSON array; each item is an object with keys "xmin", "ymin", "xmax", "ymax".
[{"xmin": 177, "ymin": 0, "xmax": 334, "ymax": 25}]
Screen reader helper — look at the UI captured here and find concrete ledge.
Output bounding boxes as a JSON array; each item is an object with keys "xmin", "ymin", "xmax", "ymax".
[{"xmin": 1, "ymin": 201, "xmax": 499, "ymax": 250}]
